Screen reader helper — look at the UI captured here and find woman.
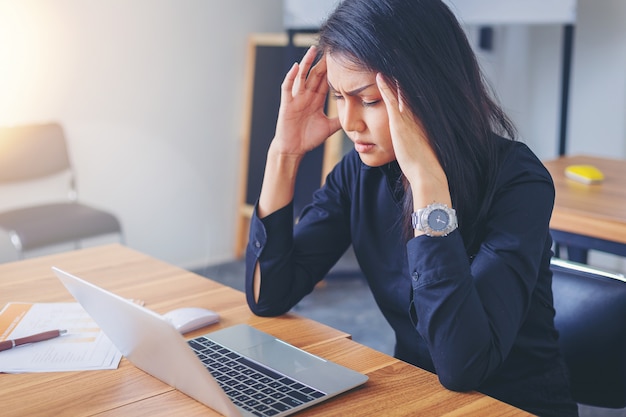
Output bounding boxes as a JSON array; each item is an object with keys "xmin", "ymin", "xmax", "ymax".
[{"xmin": 244, "ymin": 0, "xmax": 578, "ymax": 415}]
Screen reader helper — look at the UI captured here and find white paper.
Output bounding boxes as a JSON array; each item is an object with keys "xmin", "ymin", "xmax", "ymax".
[{"xmin": 0, "ymin": 302, "xmax": 122, "ymax": 373}]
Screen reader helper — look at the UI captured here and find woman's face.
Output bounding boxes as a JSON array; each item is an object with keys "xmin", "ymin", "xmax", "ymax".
[{"xmin": 326, "ymin": 53, "xmax": 396, "ymax": 167}]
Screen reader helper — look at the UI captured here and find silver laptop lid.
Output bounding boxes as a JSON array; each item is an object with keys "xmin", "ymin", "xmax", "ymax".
[
  {"xmin": 53, "ymin": 267, "xmax": 242, "ymax": 417},
  {"xmin": 52, "ymin": 267, "xmax": 367, "ymax": 417}
]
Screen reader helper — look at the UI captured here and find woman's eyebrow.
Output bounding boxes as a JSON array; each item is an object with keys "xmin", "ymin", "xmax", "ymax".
[{"xmin": 328, "ymin": 81, "xmax": 377, "ymax": 96}]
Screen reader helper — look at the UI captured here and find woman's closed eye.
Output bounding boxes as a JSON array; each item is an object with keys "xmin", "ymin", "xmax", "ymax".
[
  {"xmin": 332, "ymin": 94, "xmax": 380, "ymax": 108},
  {"xmin": 362, "ymin": 99, "xmax": 381, "ymax": 107}
]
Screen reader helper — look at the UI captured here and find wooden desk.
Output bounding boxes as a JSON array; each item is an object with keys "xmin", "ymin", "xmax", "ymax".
[
  {"xmin": 0, "ymin": 245, "xmax": 530, "ymax": 416},
  {"xmin": 543, "ymin": 154, "xmax": 626, "ymax": 262}
]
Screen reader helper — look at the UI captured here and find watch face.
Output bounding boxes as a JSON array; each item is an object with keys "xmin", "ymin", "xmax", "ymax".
[
  {"xmin": 427, "ymin": 208, "xmax": 449, "ymax": 232},
  {"xmin": 413, "ymin": 203, "xmax": 457, "ymax": 237}
]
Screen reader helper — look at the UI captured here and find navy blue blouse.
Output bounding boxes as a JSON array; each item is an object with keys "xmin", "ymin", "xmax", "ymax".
[{"xmin": 245, "ymin": 138, "xmax": 578, "ymax": 416}]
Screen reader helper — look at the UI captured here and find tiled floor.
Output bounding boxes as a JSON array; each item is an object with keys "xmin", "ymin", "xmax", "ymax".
[{"xmin": 196, "ymin": 250, "xmax": 626, "ymax": 417}]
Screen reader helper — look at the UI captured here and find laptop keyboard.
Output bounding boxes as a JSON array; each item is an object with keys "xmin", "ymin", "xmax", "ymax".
[{"xmin": 188, "ymin": 336, "xmax": 326, "ymax": 417}]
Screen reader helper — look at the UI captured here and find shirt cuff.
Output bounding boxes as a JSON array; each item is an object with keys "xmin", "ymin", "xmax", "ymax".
[
  {"xmin": 406, "ymin": 229, "xmax": 469, "ymax": 288},
  {"xmin": 248, "ymin": 201, "xmax": 294, "ymax": 258}
]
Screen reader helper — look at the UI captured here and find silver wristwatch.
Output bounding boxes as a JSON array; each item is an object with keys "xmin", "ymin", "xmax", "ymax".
[{"xmin": 411, "ymin": 203, "xmax": 458, "ymax": 237}]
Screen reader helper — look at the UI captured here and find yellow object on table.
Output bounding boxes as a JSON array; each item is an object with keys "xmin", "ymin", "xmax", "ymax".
[{"xmin": 565, "ymin": 164, "xmax": 604, "ymax": 184}]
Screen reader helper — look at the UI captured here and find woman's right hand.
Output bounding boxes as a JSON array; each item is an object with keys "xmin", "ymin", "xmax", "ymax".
[
  {"xmin": 271, "ymin": 46, "xmax": 342, "ymax": 157},
  {"xmin": 257, "ymin": 46, "xmax": 340, "ymax": 218}
]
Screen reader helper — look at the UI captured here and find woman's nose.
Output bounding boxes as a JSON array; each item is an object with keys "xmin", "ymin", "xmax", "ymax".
[{"xmin": 341, "ymin": 102, "xmax": 366, "ymax": 133}]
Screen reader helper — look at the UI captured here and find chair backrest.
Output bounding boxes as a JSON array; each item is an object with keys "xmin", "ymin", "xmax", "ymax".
[
  {"xmin": 551, "ymin": 258, "xmax": 626, "ymax": 408},
  {"xmin": 0, "ymin": 123, "xmax": 71, "ymax": 184}
]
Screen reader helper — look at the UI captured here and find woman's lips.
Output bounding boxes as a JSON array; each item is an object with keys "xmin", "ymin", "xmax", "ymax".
[{"xmin": 354, "ymin": 141, "xmax": 375, "ymax": 153}]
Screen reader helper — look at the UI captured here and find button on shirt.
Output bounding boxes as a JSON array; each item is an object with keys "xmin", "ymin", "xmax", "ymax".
[{"xmin": 245, "ymin": 138, "xmax": 575, "ymax": 416}]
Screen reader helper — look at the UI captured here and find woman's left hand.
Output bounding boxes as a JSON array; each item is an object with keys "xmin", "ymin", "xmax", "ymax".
[{"xmin": 376, "ymin": 73, "xmax": 451, "ymax": 209}]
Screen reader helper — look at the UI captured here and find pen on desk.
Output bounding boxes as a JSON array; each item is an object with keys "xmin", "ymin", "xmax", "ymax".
[{"xmin": 0, "ymin": 329, "xmax": 68, "ymax": 352}]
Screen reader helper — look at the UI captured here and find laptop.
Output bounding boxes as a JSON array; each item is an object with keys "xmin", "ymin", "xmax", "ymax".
[{"xmin": 52, "ymin": 267, "xmax": 368, "ymax": 417}]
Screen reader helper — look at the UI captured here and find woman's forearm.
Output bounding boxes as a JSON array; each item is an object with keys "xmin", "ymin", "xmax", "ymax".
[
  {"xmin": 253, "ymin": 144, "xmax": 302, "ymax": 302},
  {"xmin": 257, "ymin": 144, "xmax": 303, "ymax": 218}
]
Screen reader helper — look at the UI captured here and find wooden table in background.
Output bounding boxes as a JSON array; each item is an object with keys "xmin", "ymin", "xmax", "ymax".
[
  {"xmin": 0, "ymin": 244, "xmax": 530, "ymax": 416},
  {"xmin": 543, "ymin": 154, "xmax": 626, "ymax": 263}
]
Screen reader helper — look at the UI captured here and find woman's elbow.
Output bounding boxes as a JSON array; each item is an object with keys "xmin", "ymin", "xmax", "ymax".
[
  {"xmin": 245, "ymin": 294, "xmax": 289, "ymax": 317},
  {"xmin": 432, "ymin": 343, "xmax": 501, "ymax": 392},
  {"xmin": 437, "ymin": 371, "xmax": 480, "ymax": 393},
  {"xmin": 435, "ymin": 360, "xmax": 494, "ymax": 392},
  {"xmin": 248, "ymin": 303, "xmax": 282, "ymax": 317}
]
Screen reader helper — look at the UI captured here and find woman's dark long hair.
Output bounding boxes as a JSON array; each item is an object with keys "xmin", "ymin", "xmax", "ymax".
[{"xmin": 318, "ymin": 0, "xmax": 516, "ymax": 253}]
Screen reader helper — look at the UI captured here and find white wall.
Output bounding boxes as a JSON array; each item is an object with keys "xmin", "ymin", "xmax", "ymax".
[
  {"xmin": 283, "ymin": 0, "xmax": 340, "ymax": 28},
  {"xmin": 465, "ymin": 0, "xmax": 626, "ymax": 162},
  {"xmin": 0, "ymin": 0, "xmax": 284, "ymax": 267},
  {"xmin": 443, "ymin": 0, "xmax": 576, "ymax": 24},
  {"xmin": 470, "ymin": 24, "xmax": 564, "ymax": 159},
  {"xmin": 444, "ymin": 0, "xmax": 574, "ymax": 160},
  {"xmin": 567, "ymin": 0, "xmax": 626, "ymax": 157}
]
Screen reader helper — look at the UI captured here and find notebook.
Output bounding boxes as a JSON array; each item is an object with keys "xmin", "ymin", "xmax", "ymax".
[{"xmin": 52, "ymin": 267, "xmax": 368, "ymax": 417}]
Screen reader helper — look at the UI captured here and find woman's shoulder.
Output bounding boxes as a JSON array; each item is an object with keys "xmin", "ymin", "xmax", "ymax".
[{"xmin": 496, "ymin": 137, "xmax": 553, "ymax": 184}]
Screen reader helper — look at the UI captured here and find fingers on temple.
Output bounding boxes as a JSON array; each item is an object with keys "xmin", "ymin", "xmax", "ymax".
[
  {"xmin": 376, "ymin": 73, "xmax": 403, "ymax": 112},
  {"xmin": 376, "ymin": 74, "xmax": 394, "ymax": 102},
  {"xmin": 299, "ymin": 45, "xmax": 318, "ymax": 77},
  {"xmin": 290, "ymin": 46, "xmax": 314, "ymax": 91},
  {"xmin": 282, "ymin": 46, "xmax": 326, "ymax": 97},
  {"xmin": 281, "ymin": 62, "xmax": 299, "ymax": 96},
  {"xmin": 307, "ymin": 57, "xmax": 329, "ymax": 94}
]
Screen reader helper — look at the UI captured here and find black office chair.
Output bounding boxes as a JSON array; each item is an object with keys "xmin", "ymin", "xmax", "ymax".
[
  {"xmin": 0, "ymin": 123, "xmax": 123, "ymax": 258},
  {"xmin": 551, "ymin": 258, "xmax": 626, "ymax": 410}
]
